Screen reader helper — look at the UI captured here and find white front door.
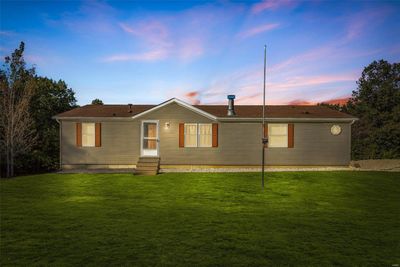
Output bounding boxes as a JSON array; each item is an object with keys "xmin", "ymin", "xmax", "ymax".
[{"xmin": 141, "ymin": 120, "xmax": 159, "ymax": 157}]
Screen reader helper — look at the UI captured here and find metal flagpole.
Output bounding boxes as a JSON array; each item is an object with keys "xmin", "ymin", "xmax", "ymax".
[{"xmin": 261, "ymin": 45, "xmax": 267, "ymax": 188}]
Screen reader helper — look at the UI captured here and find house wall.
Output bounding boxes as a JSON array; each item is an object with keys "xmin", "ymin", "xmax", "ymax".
[
  {"xmin": 61, "ymin": 120, "xmax": 140, "ymax": 167},
  {"xmin": 60, "ymin": 102, "xmax": 352, "ymax": 169}
]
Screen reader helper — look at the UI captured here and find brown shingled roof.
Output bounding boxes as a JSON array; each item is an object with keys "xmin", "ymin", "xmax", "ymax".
[
  {"xmin": 55, "ymin": 102, "xmax": 354, "ymax": 119},
  {"xmin": 196, "ymin": 105, "xmax": 354, "ymax": 118},
  {"xmin": 56, "ymin": 104, "xmax": 155, "ymax": 118}
]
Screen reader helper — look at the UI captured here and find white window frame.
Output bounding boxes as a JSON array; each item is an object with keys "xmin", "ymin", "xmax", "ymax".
[
  {"xmin": 198, "ymin": 123, "xmax": 212, "ymax": 148},
  {"xmin": 82, "ymin": 122, "xmax": 95, "ymax": 147},
  {"xmin": 268, "ymin": 124, "xmax": 288, "ymax": 148},
  {"xmin": 184, "ymin": 123, "xmax": 198, "ymax": 148}
]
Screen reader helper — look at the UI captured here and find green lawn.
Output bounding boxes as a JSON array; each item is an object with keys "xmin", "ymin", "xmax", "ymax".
[{"xmin": 1, "ymin": 172, "xmax": 399, "ymax": 266}]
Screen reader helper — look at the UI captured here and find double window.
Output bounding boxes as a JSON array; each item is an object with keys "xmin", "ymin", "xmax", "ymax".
[{"xmin": 184, "ymin": 123, "xmax": 212, "ymax": 147}]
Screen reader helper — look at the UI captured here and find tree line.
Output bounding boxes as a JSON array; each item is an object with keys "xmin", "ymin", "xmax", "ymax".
[
  {"xmin": 0, "ymin": 42, "xmax": 76, "ymax": 177},
  {"xmin": 320, "ymin": 60, "xmax": 399, "ymax": 160},
  {"xmin": 0, "ymin": 42, "xmax": 399, "ymax": 177}
]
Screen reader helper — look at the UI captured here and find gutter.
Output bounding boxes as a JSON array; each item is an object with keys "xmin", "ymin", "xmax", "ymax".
[
  {"xmin": 217, "ymin": 117, "xmax": 359, "ymax": 123},
  {"xmin": 53, "ymin": 116, "xmax": 358, "ymax": 123},
  {"xmin": 52, "ymin": 116, "xmax": 135, "ymax": 121}
]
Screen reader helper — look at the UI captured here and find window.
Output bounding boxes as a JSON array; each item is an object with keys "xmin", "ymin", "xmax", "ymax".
[
  {"xmin": 184, "ymin": 123, "xmax": 212, "ymax": 147},
  {"xmin": 184, "ymin": 123, "xmax": 198, "ymax": 147},
  {"xmin": 82, "ymin": 123, "xmax": 95, "ymax": 147},
  {"xmin": 268, "ymin": 124, "xmax": 288, "ymax": 148},
  {"xmin": 198, "ymin": 124, "xmax": 212, "ymax": 147}
]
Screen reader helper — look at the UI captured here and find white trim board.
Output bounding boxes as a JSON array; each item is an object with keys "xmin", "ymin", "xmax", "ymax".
[
  {"xmin": 218, "ymin": 117, "xmax": 358, "ymax": 122},
  {"xmin": 131, "ymin": 98, "xmax": 217, "ymax": 121}
]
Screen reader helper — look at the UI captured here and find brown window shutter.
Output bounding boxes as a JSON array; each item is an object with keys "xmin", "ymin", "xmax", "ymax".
[
  {"xmin": 95, "ymin": 123, "xmax": 102, "ymax": 147},
  {"xmin": 179, "ymin": 123, "xmax": 184, "ymax": 147},
  {"xmin": 288, "ymin": 123, "xmax": 294, "ymax": 148},
  {"xmin": 76, "ymin": 123, "xmax": 82, "ymax": 147},
  {"xmin": 212, "ymin": 123, "xmax": 218, "ymax": 147},
  {"xmin": 264, "ymin": 124, "xmax": 268, "ymax": 148}
]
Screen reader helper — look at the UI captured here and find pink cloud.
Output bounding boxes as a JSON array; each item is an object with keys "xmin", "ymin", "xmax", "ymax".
[
  {"xmin": 177, "ymin": 58, "xmax": 358, "ymax": 105},
  {"xmin": 251, "ymin": 0, "xmax": 297, "ymax": 14},
  {"xmin": 105, "ymin": 21, "xmax": 173, "ymax": 62},
  {"xmin": 269, "ymin": 46, "xmax": 334, "ymax": 74},
  {"xmin": 237, "ymin": 23, "xmax": 280, "ymax": 39},
  {"xmin": 184, "ymin": 91, "xmax": 201, "ymax": 104},
  {"xmin": 103, "ymin": 49, "xmax": 169, "ymax": 62},
  {"xmin": 105, "ymin": 17, "xmax": 206, "ymax": 62},
  {"xmin": 287, "ymin": 95, "xmax": 351, "ymax": 106},
  {"xmin": 344, "ymin": 7, "xmax": 391, "ymax": 42},
  {"xmin": 268, "ymin": 73, "xmax": 358, "ymax": 91},
  {"xmin": 286, "ymin": 99, "xmax": 314, "ymax": 105},
  {"xmin": 321, "ymin": 96, "xmax": 351, "ymax": 106},
  {"xmin": 119, "ymin": 22, "xmax": 170, "ymax": 46}
]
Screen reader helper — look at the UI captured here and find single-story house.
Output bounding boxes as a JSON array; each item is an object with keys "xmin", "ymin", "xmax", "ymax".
[{"xmin": 54, "ymin": 96, "xmax": 357, "ymax": 173}]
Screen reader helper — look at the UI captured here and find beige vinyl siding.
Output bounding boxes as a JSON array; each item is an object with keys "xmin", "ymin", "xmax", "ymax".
[
  {"xmin": 60, "ymin": 102, "xmax": 352, "ymax": 168},
  {"xmin": 62, "ymin": 121, "xmax": 141, "ymax": 165}
]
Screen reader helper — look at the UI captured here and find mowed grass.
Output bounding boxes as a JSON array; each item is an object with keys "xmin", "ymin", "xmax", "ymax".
[{"xmin": 1, "ymin": 172, "xmax": 399, "ymax": 266}]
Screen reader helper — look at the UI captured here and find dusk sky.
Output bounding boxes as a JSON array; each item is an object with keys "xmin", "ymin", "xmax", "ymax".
[{"xmin": 1, "ymin": 0, "xmax": 399, "ymax": 105}]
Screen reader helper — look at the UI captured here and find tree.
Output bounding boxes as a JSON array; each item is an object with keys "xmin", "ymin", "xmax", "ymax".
[
  {"xmin": 21, "ymin": 77, "xmax": 77, "ymax": 173},
  {"xmin": 0, "ymin": 42, "xmax": 77, "ymax": 177},
  {"xmin": 0, "ymin": 42, "xmax": 37, "ymax": 177},
  {"xmin": 91, "ymin": 98, "xmax": 103, "ymax": 105},
  {"xmin": 346, "ymin": 60, "xmax": 400, "ymax": 159}
]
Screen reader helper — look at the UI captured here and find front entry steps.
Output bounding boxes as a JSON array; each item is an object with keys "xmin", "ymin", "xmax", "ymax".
[{"xmin": 135, "ymin": 157, "xmax": 160, "ymax": 175}]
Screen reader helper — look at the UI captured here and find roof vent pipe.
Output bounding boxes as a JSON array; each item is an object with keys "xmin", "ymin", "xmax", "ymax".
[
  {"xmin": 227, "ymin": 95, "xmax": 236, "ymax": 116},
  {"xmin": 128, "ymin": 103, "xmax": 133, "ymax": 113}
]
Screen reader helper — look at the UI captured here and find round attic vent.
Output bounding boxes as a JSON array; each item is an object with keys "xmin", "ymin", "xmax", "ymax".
[{"xmin": 331, "ymin": 125, "xmax": 342, "ymax": 135}]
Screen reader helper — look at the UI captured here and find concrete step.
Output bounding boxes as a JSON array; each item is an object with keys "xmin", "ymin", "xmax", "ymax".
[
  {"xmin": 136, "ymin": 162, "xmax": 159, "ymax": 168},
  {"xmin": 136, "ymin": 165, "xmax": 159, "ymax": 171},
  {"xmin": 138, "ymin": 157, "xmax": 160, "ymax": 163},
  {"xmin": 135, "ymin": 170, "xmax": 158, "ymax": 176},
  {"xmin": 136, "ymin": 157, "xmax": 160, "ymax": 175}
]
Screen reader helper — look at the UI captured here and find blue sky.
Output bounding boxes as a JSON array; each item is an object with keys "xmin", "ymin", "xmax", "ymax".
[{"xmin": 1, "ymin": 0, "xmax": 399, "ymax": 105}]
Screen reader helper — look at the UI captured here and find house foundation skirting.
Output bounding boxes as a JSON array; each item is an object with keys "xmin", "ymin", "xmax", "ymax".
[
  {"xmin": 62, "ymin": 164, "xmax": 136, "ymax": 170},
  {"xmin": 61, "ymin": 164, "xmax": 353, "ymax": 172},
  {"xmin": 160, "ymin": 165, "xmax": 352, "ymax": 172}
]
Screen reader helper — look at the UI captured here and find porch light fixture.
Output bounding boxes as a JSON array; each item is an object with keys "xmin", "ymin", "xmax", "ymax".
[{"xmin": 165, "ymin": 122, "xmax": 170, "ymax": 129}]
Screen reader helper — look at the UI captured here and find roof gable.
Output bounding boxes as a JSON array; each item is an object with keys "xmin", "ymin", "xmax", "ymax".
[{"xmin": 131, "ymin": 98, "xmax": 217, "ymax": 120}]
